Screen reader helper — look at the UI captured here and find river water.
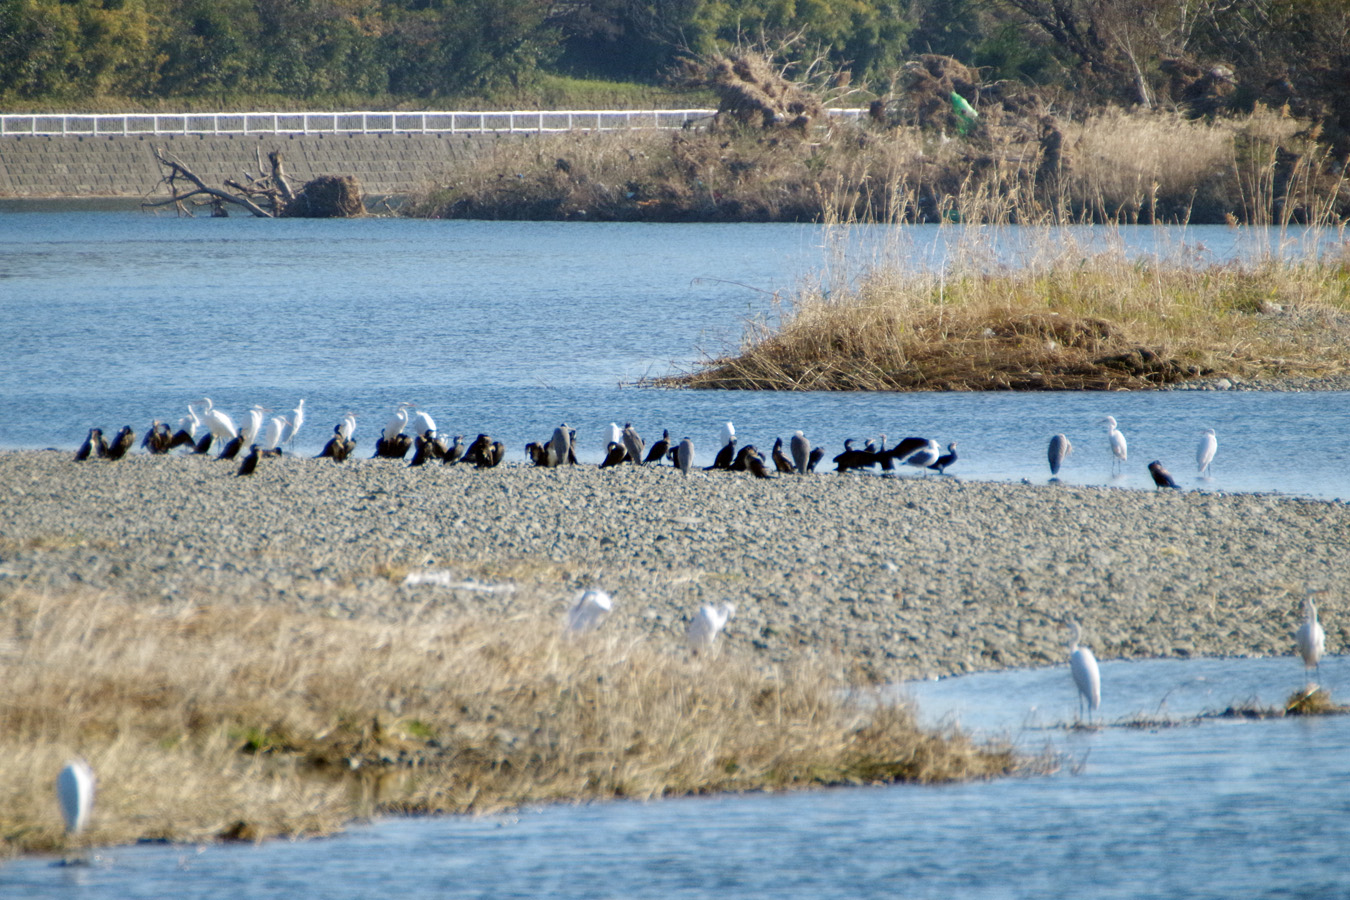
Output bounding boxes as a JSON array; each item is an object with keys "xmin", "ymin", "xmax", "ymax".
[
  {"xmin": 4, "ymin": 656, "xmax": 1346, "ymax": 898},
  {"xmin": 2, "ymin": 208, "xmax": 1348, "ymax": 895},
  {"xmin": 1, "ymin": 207, "xmax": 1349, "ymax": 497}
]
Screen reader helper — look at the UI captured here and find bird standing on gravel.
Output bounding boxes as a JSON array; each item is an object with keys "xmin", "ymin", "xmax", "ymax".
[
  {"xmin": 1147, "ymin": 460, "xmax": 1179, "ymax": 490},
  {"xmin": 75, "ymin": 427, "xmax": 107, "ymax": 461},
  {"xmin": 789, "ymin": 430, "xmax": 811, "ymax": 474},
  {"xmin": 676, "ymin": 438, "xmax": 695, "ymax": 475},
  {"xmin": 929, "ymin": 441, "xmax": 959, "ymax": 474},
  {"xmin": 237, "ymin": 444, "xmax": 260, "ymax": 476},
  {"xmin": 645, "ymin": 429, "xmax": 671, "ymax": 464},
  {"xmin": 1047, "ymin": 433, "xmax": 1072, "ymax": 478},
  {"xmin": 687, "ymin": 603, "xmax": 734, "ymax": 654},
  {"xmin": 622, "ymin": 423, "xmax": 644, "ymax": 465}
]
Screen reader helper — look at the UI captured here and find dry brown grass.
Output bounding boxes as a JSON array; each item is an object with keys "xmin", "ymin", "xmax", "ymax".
[
  {"xmin": 667, "ymin": 234, "xmax": 1350, "ymax": 391},
  {"xmin": 0, "ymin": 587, "xmax": 1020, "ymax": 856},
  {"xmin": 404, "ymin": 107, "xmax": 1346, "ymax": 226}
]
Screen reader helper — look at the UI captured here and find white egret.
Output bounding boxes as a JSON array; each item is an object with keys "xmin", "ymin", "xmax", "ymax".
[
  {"xmin": 687, "ymin": 603, "xmax": 735, "ymax": 654},
  {"xmin": 261, "ymin": 415, "xmax": 289, "ymax": 453},
  {"xmin": 56, "ymin": 758, "xmax": 95, "ymax": 836},
  {"xmin": 280, "ymin": 398, "xmax": 305, "ymax": 448},
  {"xmin": 1047, "ymin": 433, "xmax": 1072, "ymax": 477},
  {"xmin": 1067, "ymin": 620, "xmax": 1101, "ymax": 722},
  {"xmin": 564, "ymin": 589, "xmax": 614, "ymax": 635},
  {"xmin": 383, "ymin": 403, "xmax": 413, "ymax": 441},
  {"xmin": 338, "ymin": 412, "xmax": 356, "ymax": 442},
  {"xmin": 410, "ymin": 407, "xmax": 436, "ymax": 439},
  {"xmin": 790, "ymin": 430, "xmax": 810, "ymax": 474},
  {"xmin": 197, "ymin": 397, "xmax": 238, "ymax": 441},
  {"xmin": 605, "ymin": 422, "xmax": 622, "ymax": 455},
  {"xmin": 240, "ymin": 405, "xmax": 267, "ymax": 445},
  {"xmin": 720, "ymin": 421, "xmax": 735, "ymax": 448},
  {"xmin": 1296, "ymin": 597, "xmax": 1326, "ymax": 677},
  {"xmin": 676, "ymin": 438, "xmax": 695, "ymax": 475},
  {"xmin": 1100, "ymin": 416, "xmax": 1127, "ymax": 474},
  {"xmin": 1196, "ymin": 428, "xmax": 1217, "ymax": 477}
]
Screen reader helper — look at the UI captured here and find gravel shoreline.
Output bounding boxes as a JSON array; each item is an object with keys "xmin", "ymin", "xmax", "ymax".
[{"xmin": 2, "ymin": 449, "xmax": 1343, "ymax": 682}]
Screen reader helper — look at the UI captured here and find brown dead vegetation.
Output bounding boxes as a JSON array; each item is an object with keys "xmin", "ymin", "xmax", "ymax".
[
  {"xmin": 664, "ymin": 246, "xmax": 1350, "ymax": 392},
  {"xmin": 0, "ymin": 587, "xmax": 1022, "ymax": 856}
]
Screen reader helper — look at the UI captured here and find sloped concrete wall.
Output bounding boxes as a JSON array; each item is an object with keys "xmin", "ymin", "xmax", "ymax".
[{"xmin": 0, "ymin": 131, "xmax": 501, "ymax": 198}]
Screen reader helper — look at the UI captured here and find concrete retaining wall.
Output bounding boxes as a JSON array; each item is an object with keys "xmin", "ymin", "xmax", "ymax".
[{"xmin": 0, "ymin": 131, "xmax": 502, "ymax": 199}]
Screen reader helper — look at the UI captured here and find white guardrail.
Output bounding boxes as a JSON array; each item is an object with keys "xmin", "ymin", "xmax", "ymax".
[{"xmin": 0, "ymin": 108, "xmax": 864, "ymax": 137}]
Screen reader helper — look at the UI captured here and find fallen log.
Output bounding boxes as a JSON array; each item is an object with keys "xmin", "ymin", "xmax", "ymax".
[{"xmin": 144, "ymin": 147, "xmax": 365, "ymax": 218}]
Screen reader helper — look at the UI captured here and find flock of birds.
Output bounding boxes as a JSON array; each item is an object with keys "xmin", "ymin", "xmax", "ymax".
[
  {"xmin": 49, "ymin": 597, "xmax": 1328, "ymax": 843},
  {"xmin": 1068, "ymin": 595, "xmax": 1329, "ymax": 724},
  {"xmin": 1046, "ymin": 417, "xmax": 1218, "ymax": 490},
  {"xmin": 71, "ymin": 399, "xmax": 969, "ymax": 480},
  {"xmin": 72, "ymin": 400, "xmax": 1219, "ymax": 490}
]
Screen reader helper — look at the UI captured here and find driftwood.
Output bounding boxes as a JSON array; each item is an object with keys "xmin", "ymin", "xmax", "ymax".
[{"xmin": 144, "ymin": 147, "xmax": 364, "ymax": 218}]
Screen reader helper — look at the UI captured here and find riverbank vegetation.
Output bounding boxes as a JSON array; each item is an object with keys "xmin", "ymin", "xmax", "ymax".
[
  {"xmin": 0, "ymin": 587, "xmax": 1020, "ymax": 856},
  {"xmin": 405, "ymin": 95, "xmax": 1341, "ymax": 225},
  {"xmin": 4, "ymin": 0, "xmax": 1349, "ymax": 164},
  {"xmin": 668, "ymin": 240, "xmax": 1350, "ymax": 391}
]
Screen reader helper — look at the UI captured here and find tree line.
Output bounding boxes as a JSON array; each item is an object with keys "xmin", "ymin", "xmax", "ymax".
[{"xmin": 1, "ymin": 0, "xmax": 1346, "ymax": 141}]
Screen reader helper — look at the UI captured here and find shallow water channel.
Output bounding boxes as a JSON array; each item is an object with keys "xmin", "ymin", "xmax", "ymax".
[
  {"xmin": 3, "ymin": 209, "xmax": 1348, "ymax": 896},
  {"xmin": 2, "ymin": 208, "xmax": 1349, "ymax": 498},
  {"xmin": 4, "ymin": 655, "xmax": 1346, "ymax": 898}
]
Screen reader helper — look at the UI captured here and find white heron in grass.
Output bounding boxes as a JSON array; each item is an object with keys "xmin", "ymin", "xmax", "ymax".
[
  {"xmin": 1067, "ymin": 620, "xmax": 1101, "ymax": 723},
  {"xmin": 565, "ymin": 589, "xmax": 613, "ymax": 635},
  {"xmin": 1196, "ymin": 428, "xmax": 1217, "ymax": 477},
  {"xmin": 1296, "ymin": 597, "xmax": 1326, "ymax": 678},
  {"xmin": 1048, "ymin": 433, "xmax": 1072, "ymax": 478},
  {"xmin": 1099, "ymin": 416, "xmax": 1127, "ymax": 474},
  {"xmin": 56, "ymin": 758, "xmax": 95, "ymax": 837},
  {"xmin": 687, "ymin": 603, "xmax": 734, "ymax": 654}
]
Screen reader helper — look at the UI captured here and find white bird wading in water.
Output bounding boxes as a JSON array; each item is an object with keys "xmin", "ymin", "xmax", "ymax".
[{"xmin": 1067, "ymin": 620, "xmax": 1101, "ymax": 723}]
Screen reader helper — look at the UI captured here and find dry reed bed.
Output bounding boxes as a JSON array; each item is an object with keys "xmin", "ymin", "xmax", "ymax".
[
  {"xmin": 0, "ymin": 587, "xmax": 1017, "ymax": 857},
  {"xmin": 406, "ymin": 106, "xmax": 1339, "ymax": 225},
  {"xmin": 673, "ymin": 244, "xmax": 1350, "ymax": 391}
]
